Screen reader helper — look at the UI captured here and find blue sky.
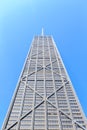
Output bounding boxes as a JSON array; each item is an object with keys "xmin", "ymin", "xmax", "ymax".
[{"xmin": 0, "ymin": 0, "xmax": 87, "ymax": 129}]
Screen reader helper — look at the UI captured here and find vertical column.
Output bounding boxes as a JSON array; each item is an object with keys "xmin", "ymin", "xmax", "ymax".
[
  {"xmin": 48, "ymin": 36, "xmax": 61, "ymax": 130},
  {"xmin": 31, "ymin": 36, "xmax": 38, "ymax": 130},
  {"xmin": 43, "ymin": 37, "xmax": 47, "ymax": 130}
]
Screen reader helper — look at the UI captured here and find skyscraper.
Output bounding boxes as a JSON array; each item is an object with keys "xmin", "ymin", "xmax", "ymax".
[{"xmin": 2, "ymin": 33, "xmax": 87, "ymax": 130}]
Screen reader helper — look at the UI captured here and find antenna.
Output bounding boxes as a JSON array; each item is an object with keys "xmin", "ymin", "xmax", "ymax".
[{"xmin": 41, "ymin": 28, "xmax": 44, "ymax": 36}]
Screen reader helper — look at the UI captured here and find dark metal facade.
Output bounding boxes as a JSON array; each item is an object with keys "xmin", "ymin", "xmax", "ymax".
[{"xmin": 2, "ymin": 36, "xmax": 87, "ymax": 130}]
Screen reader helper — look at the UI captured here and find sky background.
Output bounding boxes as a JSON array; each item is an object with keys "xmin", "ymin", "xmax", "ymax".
[{"xmin": 0, "ymin": 0, "xmax": 87, "ymax": 129}]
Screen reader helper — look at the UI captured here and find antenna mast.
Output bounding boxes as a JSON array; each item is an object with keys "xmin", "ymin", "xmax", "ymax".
[{"xmin": 41, "ymin": 28, "xmax": 44, "ymax": 36}]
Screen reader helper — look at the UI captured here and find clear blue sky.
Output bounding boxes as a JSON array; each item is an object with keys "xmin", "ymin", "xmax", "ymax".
[{"xmin": 0, "ymin": 0, "xmax": 87, "ymax": 129}]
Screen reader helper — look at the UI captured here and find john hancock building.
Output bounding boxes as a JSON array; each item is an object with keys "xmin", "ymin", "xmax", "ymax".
[{"xmin": 2, "ymin": 32, "xmax": 87, "ymax": 130}]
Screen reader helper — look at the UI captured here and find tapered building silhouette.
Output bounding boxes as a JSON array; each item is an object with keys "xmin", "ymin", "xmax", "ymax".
[{"xmin": 2, "ymin": 33, "xmax": 87, "ymax": 130}]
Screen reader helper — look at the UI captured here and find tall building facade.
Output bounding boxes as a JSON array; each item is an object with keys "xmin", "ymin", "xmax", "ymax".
[{"xmin": 2, "ymin": 34, "xmax": 87, "ymax": 130}]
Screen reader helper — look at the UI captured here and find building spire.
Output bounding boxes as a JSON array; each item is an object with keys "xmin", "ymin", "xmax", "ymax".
[{"xmin": 41, "ymin": 28, "xmax": 44, "ymax": 36}]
